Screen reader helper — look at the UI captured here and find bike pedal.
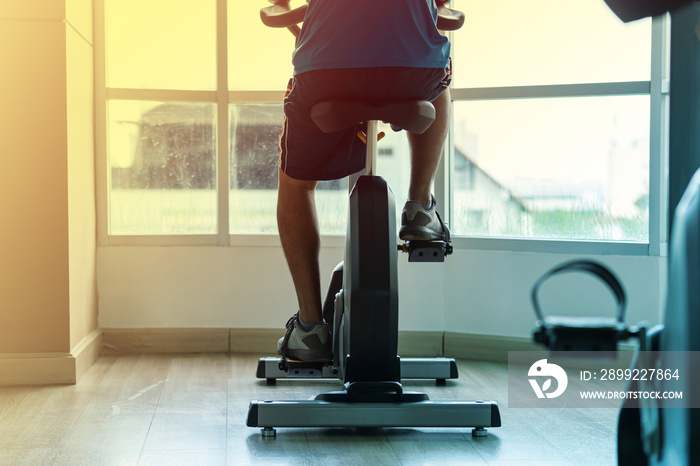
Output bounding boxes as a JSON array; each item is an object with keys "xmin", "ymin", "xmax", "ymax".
[
  {"xmin": 284, "ymin": 358, "xmax": 328, "ymax": 368},
  {"xmin": 399, "ymin": 240, "xmax": 453, "ymax": 263},
  {"xmin": 282, "ymin": 359, "xmax": 328, "ymax": 378}
]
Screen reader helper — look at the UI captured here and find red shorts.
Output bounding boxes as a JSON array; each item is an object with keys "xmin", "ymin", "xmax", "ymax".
[{"xmin": 278, "ymin": 64, "xmax": 452, "ymax": 181}]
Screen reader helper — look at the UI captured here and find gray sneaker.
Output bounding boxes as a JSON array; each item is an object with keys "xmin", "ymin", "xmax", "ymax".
[
  {"xmin": 277, "ymin": 313, "xmax": 332, "ymax": 362},
  {"xmin": 399, "ymin": 195, "xmax": 450, "ymax": 241}
]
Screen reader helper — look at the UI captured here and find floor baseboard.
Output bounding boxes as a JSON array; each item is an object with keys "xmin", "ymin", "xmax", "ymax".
[
  {"xmin": 102, "ymin": 328, "xmax": 229, "ymax": 354},
  {"xmin": 445, "ymin": 332, "xmax": 541, "ymax": 363},
  {"xmin": 0, "ymin": 329, "xmax": 541, "ymax": 385},
  {"xmin": 0, "ymin": 353, "xmax": 76, "ymax": 386},
  {"xmin": 101, "ymin": 327, "xmax": 535, "ymax": 363},
  {"xmin": 73, "ymin": 329, "xmax": 104, "ymax": 381},
  {"xmin": 0, "ymin": 330, "xmax": 104, "ymax": 386}
]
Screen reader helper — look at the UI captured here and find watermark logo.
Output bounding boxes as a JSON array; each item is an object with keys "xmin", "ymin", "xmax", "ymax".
[
  {"xmin": 509, "ymin": 351, "xmax": 693, "ymax": 408},
  {"xmin": 528, "ymin": 359, "xmax": 568, "ymax": 399}
]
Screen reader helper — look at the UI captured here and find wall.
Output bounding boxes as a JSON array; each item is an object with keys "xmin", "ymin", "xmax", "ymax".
[
  {"xmin": 66, "ymin": 0, "xmax": 98, "ymax": 351},
  {"xmin": 0, "ymin": 0, "xmax": 98, "ymax": 383},
  {"xmin": 443, "ymin": 249, "xmax": 665, "ymax": 338},
  {"xmin": 97, "ymin": 239, "xmax": 447, "ymax": 331},
  {"xmin": 0, "ymin": 1, "xmax": 71, "ymax": 354},
  {"xmin": 97, "ymin": 240, "xmax": 664, "ymax": 343}
]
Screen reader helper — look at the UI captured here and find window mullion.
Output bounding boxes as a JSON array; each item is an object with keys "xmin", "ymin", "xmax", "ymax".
[
  {"xmin": 105, "ymin": 89, "xmax": 217, "ymax": 102},
  {"xmin": 216, "ymin": 0, "xmax": 230, "ymax": 246},
  {"xmin": 648, "ymin": 14, "xmax": 670, "ymax": 257},
  {"xmin": 450, "ymin": 81, "xmax": 651, "ymax": 102}
]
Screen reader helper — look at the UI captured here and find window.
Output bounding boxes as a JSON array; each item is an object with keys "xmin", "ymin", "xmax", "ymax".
[
  {"xmin": 449, "ymin": 0, "xmax": 665, "ymax": 250},
  {"xmin": 96, "ymin": 0, "xmax": 668, "ymax": 253}
]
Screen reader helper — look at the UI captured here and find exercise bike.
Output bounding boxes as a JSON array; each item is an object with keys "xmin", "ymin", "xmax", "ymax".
[
  {"xmin": 247, "ymin": 0, "xmax": 501, "ymax": 437},
  {"xmin": 255, "ymin": 0, "xmax": 462, "ymax": 385}
]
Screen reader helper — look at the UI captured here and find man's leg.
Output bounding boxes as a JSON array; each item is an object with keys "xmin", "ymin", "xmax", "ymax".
[
  {"xmin": 406, "ymin": 88, "xmax": 451, "ymax": 205},
  {"xmin": 399, "ymin": 89, "xmax": 451, "ymax": 242},
  {"xmin": 276, "ymin": 167, "xmax": 324, "ymax": 324}
]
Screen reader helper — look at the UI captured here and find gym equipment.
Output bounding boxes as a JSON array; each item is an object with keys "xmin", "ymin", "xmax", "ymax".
[
  {"xmin": 532, "ymin": 2, "xmax": 700, "ymax": 465},
  {"xmin": 531, "ymin": 170, "xmax": 700, "ymax": 465},
  {"xmin": 532, "ymin": 260, "xmax": 635, "ymax": 354},
  {"xmin": 247, "ymin": 1, "xmax": 501, "ymax": 437},
  {"xmin": 603, "ymin": 0, "xmax": 693, "ymax": 23}
]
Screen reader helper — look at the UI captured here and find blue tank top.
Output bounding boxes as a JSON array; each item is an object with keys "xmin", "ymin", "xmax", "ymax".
[{"xmin": 292, "ymin": 0, "xmax": 451, "ymax": 75}]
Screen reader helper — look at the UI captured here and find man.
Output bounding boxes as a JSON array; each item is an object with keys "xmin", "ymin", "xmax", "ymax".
[{"xmin": 276, "ymin": 0, "xmax": 452, "ymax": 362}]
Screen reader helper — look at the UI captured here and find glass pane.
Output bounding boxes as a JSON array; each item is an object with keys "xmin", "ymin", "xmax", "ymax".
[
  {"xmin": 105, "ymin": 0, "xmax": 216, "ymax": 90},
  {"xmin": 452, "ymin": 0, "xmax": 651, "ymax": 88},
  {"xmin": 229, "ymin": 103, "xmax": 349, "ymax": 235},
  {"xmin": 228, "ymin": 104, "xmax": 415, "ymax": 235},
  {"xmin": 228, "ymin": 1, "xmax": 295, "ymax": 91},
  {"xmin": 108, "ymin": 100, "xmax": 217, "ymax": 234},
  {"xmin": 452, "ymin": 96, "xmax": 650, "ymax": 241}
]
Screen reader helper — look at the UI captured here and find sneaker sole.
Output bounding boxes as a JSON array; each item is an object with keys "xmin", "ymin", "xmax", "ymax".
[
  {"xmin": 282, "ymin": 349, "xmax": 332, "ymax": 363},
  {"xmin": 399, "ymin": 225, "xmax": 447, "ymax": 242},
  {"xmin": 278, "ymin": 343, "xmax": 332, "ymax": 363}
]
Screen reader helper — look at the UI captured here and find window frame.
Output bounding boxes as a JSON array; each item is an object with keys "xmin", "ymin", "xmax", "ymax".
[{"xmin": 95, "ymin": 1, "xmax": 669, "ymax": 256}]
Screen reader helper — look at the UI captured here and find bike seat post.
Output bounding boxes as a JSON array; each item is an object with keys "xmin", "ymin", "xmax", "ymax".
[{"xmin": 365, "ymin": 120, "xmax": 379, "ymax": 176}]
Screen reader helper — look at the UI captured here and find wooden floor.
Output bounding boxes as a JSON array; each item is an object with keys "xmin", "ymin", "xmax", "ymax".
[{"xmin": 0, "ymin": 353, "xmax": 617, "ymax": 465}]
